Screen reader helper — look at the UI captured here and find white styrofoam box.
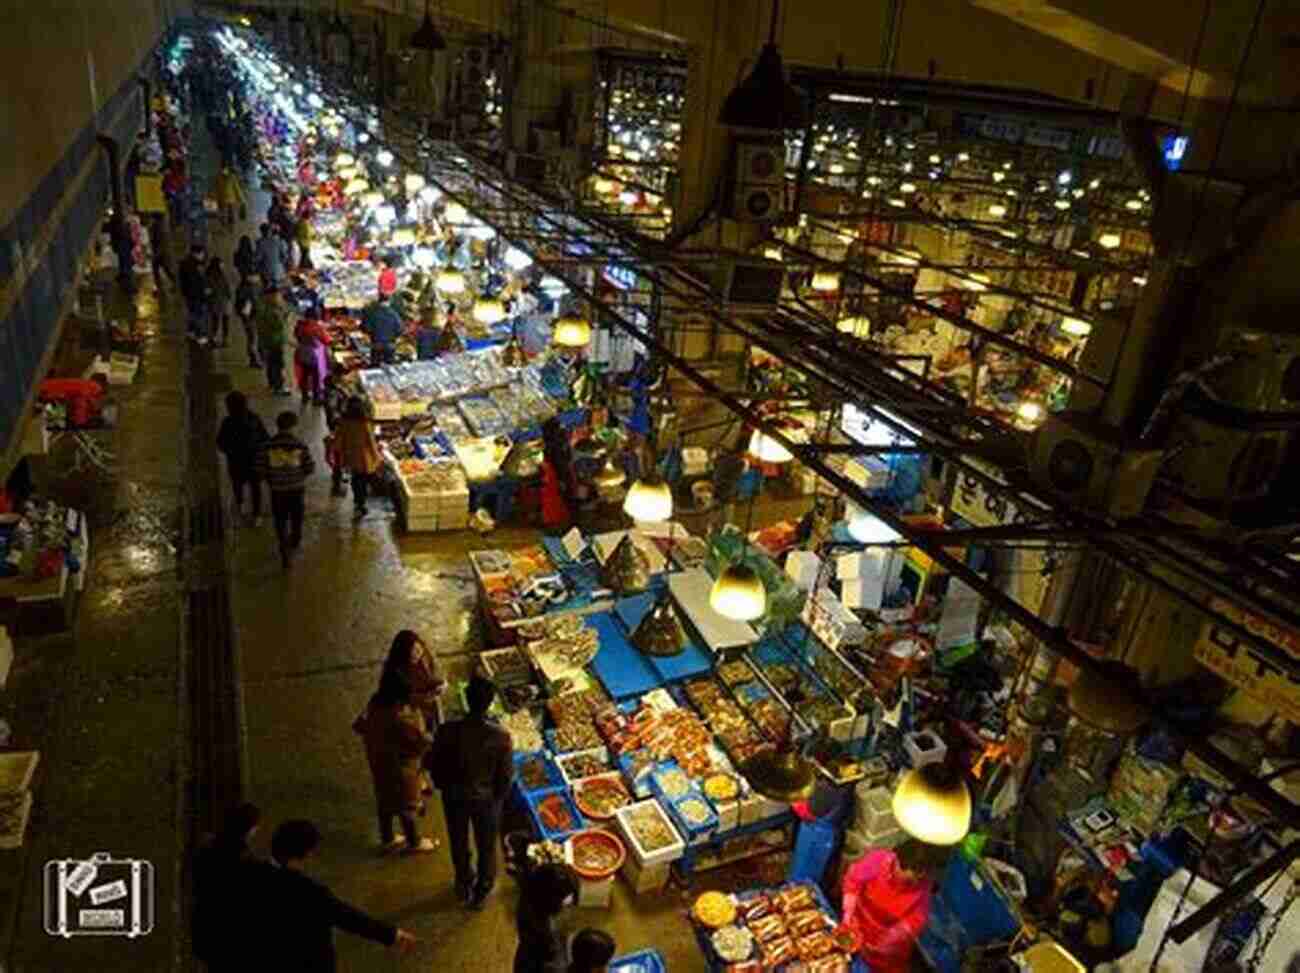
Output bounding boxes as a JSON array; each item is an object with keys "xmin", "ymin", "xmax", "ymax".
[
  {"xmin": 556, "ymin": 748, "xmax": 612, "ymax": 787},
  {"xmin": 619, "ymin": 855, "xmax": 671, "ymax": 895},
  {"xmin": 837, "ymin": 552, "xmax": 862, "ymax": 580},
  {"xmin": 904, "ymin": 730, "xmax": 947, "ymax": 768},
  {"xmin": 714, "ymin": 799, "xmax": 740, "ymax": 833},
  {"xmin": 854, "ymin": 784, "xmax": 895, "ymax": 834},
  {"xmin": 614, "ymin": 799, "xmax": 686, "ymax": 868},
  {"xmin": 0, "ymin": 626, "xmax": 11, "ymax": 689},
  {"xmin": 785, "ymin": 550, "xmax": 822, "ymax": 591},
  {"xmin": 841, "ymin": 577, "xmax": 880, "ymax": 612}
]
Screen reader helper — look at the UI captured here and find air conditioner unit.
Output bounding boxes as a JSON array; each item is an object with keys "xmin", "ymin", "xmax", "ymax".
[
  {"xmin": 1030, "ymin": 411, "xmax": 1162, "ymax": 519},
  {"xmin": 731, "ymin": 141, "xmax": 785, "ymax": 222},
  {"xmin": 712, "ymin": 257, "xmax": 786, "ymax": 307}
]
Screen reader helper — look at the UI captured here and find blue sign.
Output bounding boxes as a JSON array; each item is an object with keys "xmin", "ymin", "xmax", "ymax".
[
  {"xmin": 603, "ymin": 263, "xmax": 637, "ymax": 290},
  {"xmin": 1163, "ymin": 135, "xmax": 1190, "ymax": 170}
]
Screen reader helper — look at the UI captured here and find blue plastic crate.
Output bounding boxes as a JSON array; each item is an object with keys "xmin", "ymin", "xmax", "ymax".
[
  {"xmin": 666, "ymin": 792, "xmax": 720, "ymax": 845},
  {"xmin": 514, "ymin": 750, "xmax": 562, "ymax": 794},
  {"xmin": 524, "ymin": 785, "xmax": 587, "ymax": 842},
  {"xmin": 610, "ymin": 949, "xmax": 665, "ymax": 973}
]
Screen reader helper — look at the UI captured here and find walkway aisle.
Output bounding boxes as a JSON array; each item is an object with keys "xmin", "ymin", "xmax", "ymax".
[
  {"xmin": 206, "ymin": 165, "xmax": 715, "ymax": 971},
  {"xmin": 0, "ymin": 263, "xmax": 187, "ymax": 968}
]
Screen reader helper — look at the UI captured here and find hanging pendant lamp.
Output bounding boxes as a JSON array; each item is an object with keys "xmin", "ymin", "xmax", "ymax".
[
  {"xmin": 710, "ymin": 562, "xmax": 767, "ymax": 621},
  {"xmin": 740, "ymin": 746, "xmax": 815, "ymax": 803},
  {"xmin": 622, "ymin": 473, "xmax": 673, "ymax": 523},
  {"xmin": 473, "ymin": 297, "xmax": 506, "ymax": 324},
  {"xmin": 593, "ymin": 456, "xmax": 626, "ymax": 489},
  {"xmin": 631, "ymin": 591, "xmax": 687, "ymax": 657},
  {"xmin": 892, "ymin": 761, "xmax": 972, "ymax": 846},
  {"xmin": 601, "ymin": 534, "xmax": 653, "ymax": 594},
  {"xmin": 552, "ymin": 315, "xmax": 592, "ymax": 349},
  {"xmin": 409, "ymin": 0, "xmax": 446, "ymax": 51},
  {"xmin": 435, "ymin": 268, "xmax": 466, "ymax": 294},
  {"xmin": 718, "ymin": 0, "xmax": 809, "ymax": 131}
]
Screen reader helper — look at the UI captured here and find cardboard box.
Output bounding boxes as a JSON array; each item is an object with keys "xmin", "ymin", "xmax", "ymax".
[
  {"xmin": 576, "ymin": 875, "xmax": 614, "ymax": 908},
  {"xmin": 785, "ymin": 551, "xmax": 822, "ymax": 591},
  {"xmin": 619, "ymin": 855, "xmax": 671, "ymax": 895}
]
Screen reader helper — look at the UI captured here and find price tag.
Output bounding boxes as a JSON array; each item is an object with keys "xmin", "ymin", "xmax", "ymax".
[{"xmin": 561, "ymin": 527, "xmax": 585, "ymax": 561}]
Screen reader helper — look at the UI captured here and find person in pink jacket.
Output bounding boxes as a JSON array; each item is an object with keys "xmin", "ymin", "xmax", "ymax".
[{"xmin": 840, "ymin": 840, "xmax": 946, "ymax": 973}]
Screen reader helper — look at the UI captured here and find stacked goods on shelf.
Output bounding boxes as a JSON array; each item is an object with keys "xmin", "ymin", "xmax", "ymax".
[
  {"xmin": 0, "ymin": 751, "xmax": 39, "ymax": 849},
  {"xmin": 395, "ymin": 456, "xmax": 469, "ymax": 532}
]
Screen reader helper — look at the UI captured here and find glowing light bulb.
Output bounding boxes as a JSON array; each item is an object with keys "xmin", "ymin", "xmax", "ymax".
[
  {"xmin": 1058, "ymin": 170, "xmax": 1072, "ymax": 185},
  {"xmin": 988, "ymin": 204, "xmax": 1007, "ymax": 217},
  {"xmin": 1016, "ymin": 401, "xmax": 1044, "ymax": 425},
  {"xmin": 404, "ymin": 173, "xmax": 426, "ymax": 194},
  {"xmin": 1061, "ymin": 317, "xmax": 1092, "ymax": 337},
  {"xmin": 1054, "ymin": 199, "xmax": 1071, "ymax": 210},
  {"xmin": 900, "ymin": 182, "xmax": 917, "ymax": 194},
  {"xmin": 1098, "ymin": 232, "xmax": 1122, "ymax": 249},
  {"xmin": 992, "ymin": 171, "xmax": 1005, "ymax": 183},
  {"xmin": 1126, "ymin": 199, "xmax": 1143, "ymax": 211},
  {"xmin": 375, "ymin": 149, "xmax": 394, "ymax": 167},
  {"xmin": 504, "ymin": 247, "xmax": 533, "ymax": 271}
]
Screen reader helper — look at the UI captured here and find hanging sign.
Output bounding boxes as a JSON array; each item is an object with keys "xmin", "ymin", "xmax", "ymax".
[
  {"xmin": 135, "ymin": 174, "xmax": 166, "ymax": 215},
  {"xmin": 1192, "ymin": 598, "xmax": 1300, "ymax": 723},
  {"xmin": 950, "ymin": 458, "xmax": 1020, "ymax": 527}
]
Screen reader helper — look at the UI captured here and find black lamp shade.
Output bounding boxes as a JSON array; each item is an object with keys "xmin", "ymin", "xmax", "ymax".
[
  {"xmin": 719, "ymin": 43, "xmax": 809, "ymax": 131},
  {"xmin": 409, "ymin": 11, "xmax": 446, "ymax": 51}
]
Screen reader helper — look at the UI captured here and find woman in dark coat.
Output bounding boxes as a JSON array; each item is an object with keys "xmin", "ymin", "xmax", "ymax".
[
  {"xmin": 352, "ymin": 669, "xmax": 436, "ymax": 854},
  {"xmin": 514, "ymin": 864, "xmax": 579, "ymax": 973},
  {"xmin": 233, "ymin": 234, "xmax": 257, "ymax": 282},
  {"xmin": 382, "ymin": 630, "xmax": 446, "ymax": 730}
]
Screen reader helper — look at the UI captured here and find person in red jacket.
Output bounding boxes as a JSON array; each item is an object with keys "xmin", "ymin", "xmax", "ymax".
[
  {"xmin": 377, "ymin": 259, "xmax": 397, "ymax": 300},
  {"xmin": 840, "ymin": 840, "xmax": 946, "ymax": 973}
]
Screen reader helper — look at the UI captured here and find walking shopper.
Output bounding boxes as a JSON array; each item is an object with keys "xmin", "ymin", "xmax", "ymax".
[
  {"xmin": 352, "ymin": 669, "xmax": 437, "ymax": 855},
  {"xmin": 513, "ymin": 864, "xmax": 580, "ymax": 973},
  {"xmin": 293, "ymin": 310, "xmax": 332, "ymax": 407},
  {"xmin": 234, "ymin": 273, "xmax": 261, "ymax": 367},
  {"xmin": 148, "ymin": 213, "xmax": 174, "ymax": 293},
  {"xmin": 360, "ymin": 292, "xmax": 402, "ymax": 366},
  {"xmin": 234, "ymin": 233, "xmax": 256, "ymax": 282},
  {"xmin": 215, "ymin": 163, "xmax": 246, "ymax": 229},
  {"xmin": 427, "ymin": 676, "xmax": 512, "ymax": 910},
  {"xmin": 334, "ymin": 397, "xmax": 382, "ymax": 518},
  {"xmin": 179, "ymin": 243, "xmax": 211, "ymax": 343},
  {"xmin": 192, "ymin": 802, "xmax": 262, "ymax": 972},
  {"xmin": 256, "ymin": 222, "xmax": 288, "ymax": 288},
  {"xmin": 256, "ymin": 820, "xmax": 417, "ymax": 972},
  {"xmin": 568, "ymin": 929, "xmax": 617, "ymax": 973},
  {"xmin": 381, "ymin": 630, "xmax": 446, "ymax": 730},
  {"xmin": 256, "ymin": 411, "xmax": 314, "ymax": 568},
  {"xmin": 256, "ymin": 286, "xmax": 291, "ymax": 395},
  {"xmin": 216, "ymin": 391, "xmax": 268, "ymax": 523},
  {"xmin": 205, "ymin": 256, "xmax": 232, "ymax": 347}
]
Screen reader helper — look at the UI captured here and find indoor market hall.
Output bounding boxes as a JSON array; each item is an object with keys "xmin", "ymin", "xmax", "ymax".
[{"xmin": 1, "ymin": 2, "xmax": 1299, "ymax": 972}]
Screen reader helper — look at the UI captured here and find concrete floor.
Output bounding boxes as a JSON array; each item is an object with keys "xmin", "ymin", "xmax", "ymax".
[{"xmin": 1, "ymin": 128, "xmax": 812, "ymax": 971}]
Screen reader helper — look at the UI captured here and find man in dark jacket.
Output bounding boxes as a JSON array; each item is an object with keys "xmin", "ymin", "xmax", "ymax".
[
  {"xmin": 255, "ymin": 411, "xmax": 315, "ymax": 568},
  {"xmin": 193, "ymin": 802, "xmax": 262, "ymax": 972},
  {"xmin": 428, "ymin": 676, "xmax": 513, "ymax": 909},
  {"xmin": 254, "ymin": 819, "xmax": 415, "ymax": 972},
  {"xmin": 360, "ymin": 293, "xmax": 403, "ymax": 366},
  {"xmin": 179, "ymin": 243, "xmax": 211, "ymax": 343},
  {"xmin": 216, "ymin": 391, "xmax": 268, "ymax": 523}
]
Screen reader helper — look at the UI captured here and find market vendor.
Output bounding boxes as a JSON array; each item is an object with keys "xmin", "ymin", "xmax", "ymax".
[
  {"xmin": 788, "ymin": 777, "xmax": 853, "ymax": 887},
  {"xmin": 361, "ymin": 292, "xmax": 403, "ymax": 366},
  {"xmin": 840, "ymin": 839, "xmax": 948, "ymax": 973}
]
